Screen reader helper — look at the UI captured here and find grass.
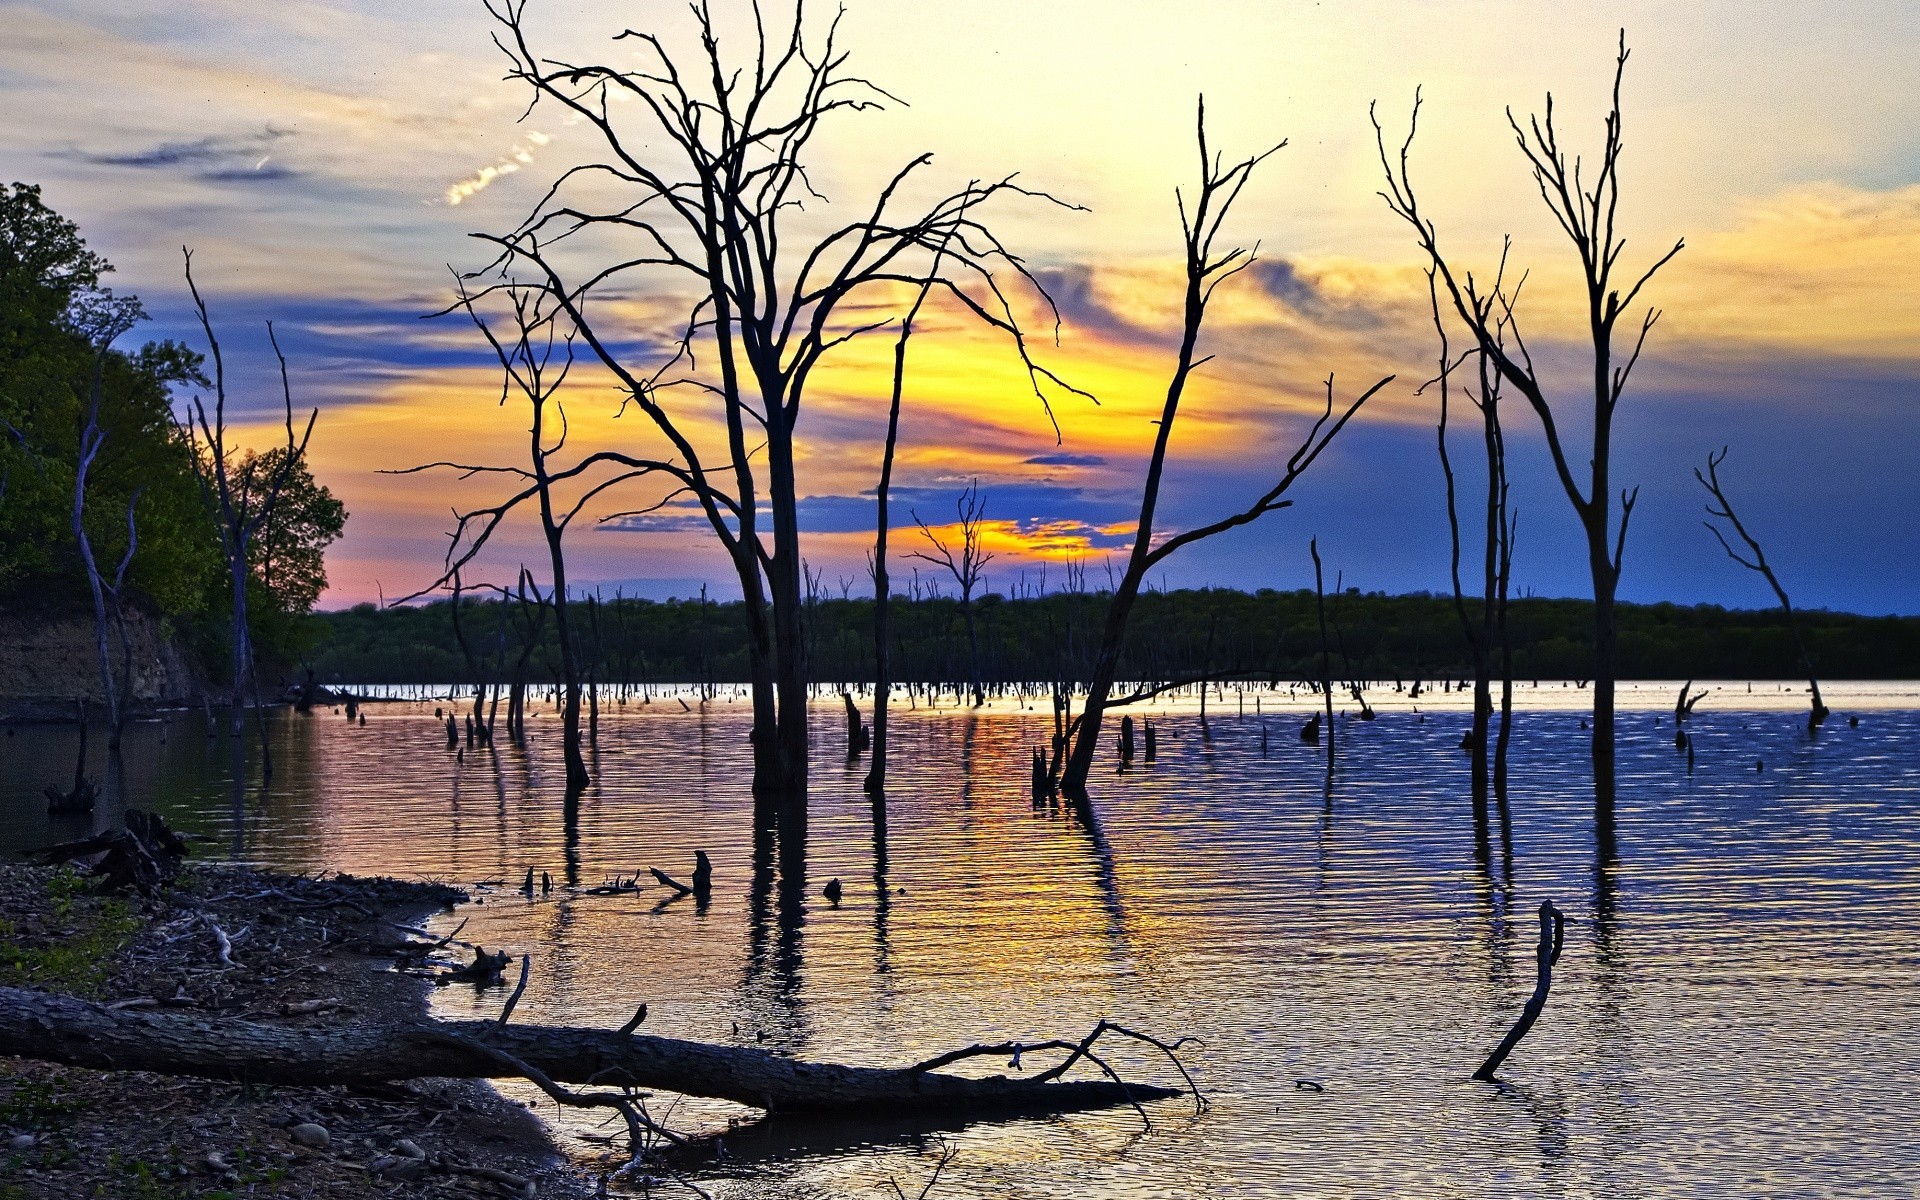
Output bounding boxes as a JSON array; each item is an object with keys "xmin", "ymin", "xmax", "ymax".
[
  {"xmin": 0, "ymin": 868, "xmax": 142, "ymax": 997},
  {"xmin": 96, "ymin": 1145, "xmax": 288, "ymax": 1199}
]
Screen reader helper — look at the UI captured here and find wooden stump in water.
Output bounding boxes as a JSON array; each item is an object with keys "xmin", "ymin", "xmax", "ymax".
[
  {"xmin": 1473, "ymin": 900, "xmax": 1566, "ymax": 1081},
  {"xmin": 842, "ymin": 691, "xmax": 870, "ymax": 757}
]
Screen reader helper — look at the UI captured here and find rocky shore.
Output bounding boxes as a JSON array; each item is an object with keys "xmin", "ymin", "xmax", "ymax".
[{"xmin": 0, "ymin": 862, "xmax": 591, "ymax": 1198}]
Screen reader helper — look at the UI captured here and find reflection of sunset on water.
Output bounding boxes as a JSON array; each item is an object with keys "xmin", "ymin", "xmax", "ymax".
[{"xmin": 4, "ymin": 690, "xmax": 1916, "ymax": 1195}]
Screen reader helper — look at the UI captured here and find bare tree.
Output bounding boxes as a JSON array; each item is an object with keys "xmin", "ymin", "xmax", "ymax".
[
  {"xmin": 1310, "ymin": 537, "xmax": 1334, "ymax": 774},
  {"xmin": 865, "ymin": 211, "xmax": 968, "ymax": 795},
  {"xmin": 180, "ymin": 251, "xmax": 318, "ymax": 781},
  {"xmin": 1055, "ymin": 102, "xmax": 1391, "ymax": 800},
  {"xmin": 1376, "ymin": 33, "xmax": 1683, "ymax": 819},
  {"xmin": 1429, "ymin": 277, "xmax": 1518, "ymax": 812},
  {"xmin": 475, "ymin": 0, "xmax": 1083, "ymax": 800},
  {"xmin": 910, "ymin": 479, "xmax": 996, "ymax": 707},
  {"xmin": 66, "ymin": 289, "xmax": 146, "ymax": 748},
  {"xmin": 389, "ymin": 280, "xmax": 663, "ymax": 793},
  {"xmin": 1697, "ymin": 447, "xmax": 1828, "ymax": 729}
]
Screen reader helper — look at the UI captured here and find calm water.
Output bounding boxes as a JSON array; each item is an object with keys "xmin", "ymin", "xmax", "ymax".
[{"xmin": 4, "ymin": 681, "xmax": 1919, "ymax": 1198}]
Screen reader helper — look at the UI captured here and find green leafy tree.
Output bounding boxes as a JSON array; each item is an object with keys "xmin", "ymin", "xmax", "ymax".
[
  {"xmin": 0, "ymin": 183, "xmax": 221, "ymax": 620},
  {"xmin": 243, "ymin": 445, "xmax": 346, "ymax": 618}
]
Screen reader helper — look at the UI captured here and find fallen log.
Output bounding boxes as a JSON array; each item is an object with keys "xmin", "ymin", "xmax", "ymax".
[{"xmin": 0, "ymin": 986, "xmax": 1183, "ymax": 1116}]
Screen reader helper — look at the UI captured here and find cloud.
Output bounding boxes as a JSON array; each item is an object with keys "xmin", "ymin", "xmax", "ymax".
[
  {"xmin": 1248, "ymin": 259, "xmax": 1387, "ymax": 331},
  {"xmin": 1025, "ymin": 452, "xmax": 1106, "ymax": 467},
  {"xmin": 1660, "ymin": 182, "xmax": 1920, "ymax": 360},
  {"xmin": 445, "ymin": 134, "xmax": 549, "ymax": 206},
  {"xmin": 56, "ymin": 128, "xmax": 297, "ymax": 183}
]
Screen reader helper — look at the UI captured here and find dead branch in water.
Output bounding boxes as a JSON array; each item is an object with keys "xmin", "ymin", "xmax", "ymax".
[{"xmin": 1473, "ymin": 900, "xmax": 1566, "ymax": 1081}]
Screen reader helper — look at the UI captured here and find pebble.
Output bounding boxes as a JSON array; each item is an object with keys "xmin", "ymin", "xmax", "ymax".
[
  {"xmin": 289, "ymin": 1122, "xmax": 331, "ymax": 1149},
  {"xmin": 9, "ymin": 1133, "xmax": 35, "ymax": 1151}
]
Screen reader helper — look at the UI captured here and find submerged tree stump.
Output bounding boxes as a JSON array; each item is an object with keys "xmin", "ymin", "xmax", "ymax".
[{"xmin": 1473, "ymin": 900, "xmax": 1566, "ymax": 1081}]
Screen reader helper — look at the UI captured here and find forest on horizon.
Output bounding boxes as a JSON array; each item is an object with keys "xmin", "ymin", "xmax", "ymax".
[{"xmin": 307, "ymin": 588, "xmax": 1920, "ymax": 688}]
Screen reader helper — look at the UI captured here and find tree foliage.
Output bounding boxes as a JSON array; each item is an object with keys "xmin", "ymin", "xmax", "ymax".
[
  {"xmin": 0, "ymin": 182, "xmax": 346, "ymax": 677},
  {"xmin": 0, "ymin": 183, "xmax": 218, "ymax": 615}
]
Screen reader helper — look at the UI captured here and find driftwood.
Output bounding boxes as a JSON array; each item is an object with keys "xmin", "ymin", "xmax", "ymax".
[
  {"xmin": 25, "ymin": 810, "xmax": 188, "ymax": 895},
  {"xmin": 0, "ymin": 987, "xmax": 1184, "ymax": 1117},
  {"xmin": 1473, "ymin": 900, "xmax": 1566, "ymax": 1081},
  {"xmin": 438, "ymin": 946, "xmax": 510, "ymax": 985}
]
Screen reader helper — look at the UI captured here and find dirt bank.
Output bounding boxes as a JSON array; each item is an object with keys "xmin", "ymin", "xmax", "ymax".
[{"xmin": 0, "ymin": 607, "xmax": 206, "ymax": 723}]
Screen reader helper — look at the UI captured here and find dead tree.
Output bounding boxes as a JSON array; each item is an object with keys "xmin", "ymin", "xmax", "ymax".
[
  {"xmin": 841, "ymin": 690, "xmax": 869, "ymax": 757},
  {"xmin": 389, "ymin": 281, "xmax": 658, "ymax": 792},
  {"xmin": 1473, "ymin": 900, "xmax": 1566, "ymax": 1080},
  {"xmin": 861, "ymin": 241, "xmax": 939, "ymax": 794},
  {"xmin": 1310, "ymin": 537, "xmax": 1335, "ymax": 774},
  {"xmin": 179, "ymin": 251, "xmax": 318, "ymax": 782},
  {"xmin": 1430, "ymin": 277, "xmax": 1517, "ymax": 812},
  {"xmin": 474, "ymin": 0, "xmax": 1083, "ymax": 800},
  {"xmin": 0, "ymin": 988, "xmax": 1191, "ymax": 1122},
  {"xmin": 1056, "ymin": 102, "xmax": 1389, "ymax": 800},
  {"xmin": 66, "ymin": 288, "xmax": 147, "ymax": 748},
  {"xmin": 910, "ymin": 479, "xmax": 996, "ymax": 707},
  {"xmin": 502, "ymin": 570, "xmax": 551, "ymax": 740},
  {"xmin": 1696, "ymin": 447, "xmax": 1828, "ymax": 729},
  {"xmin": 1378, "ymin": 33, "xmax": 1683, "ymax": 823},
  {"xmin": 447, "ymin": 570, "xmax": 491, "ymax": 739}
]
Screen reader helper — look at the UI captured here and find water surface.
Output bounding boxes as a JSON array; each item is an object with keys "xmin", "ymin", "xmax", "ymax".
[{"xmin": 4, "ymin": 680, "xmax": 1917, "ymax": 1198}]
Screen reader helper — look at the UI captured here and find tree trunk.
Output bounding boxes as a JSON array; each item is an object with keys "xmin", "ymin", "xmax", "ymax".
[
  {"xmin": 1312, "ymin": 538, "xmax": 1335, "ymax": 776},
  {"xmin": 1059, "ymin": 580, "xmax": 1142, "ymax": 798},
  {"xmin": 766, "ymin": 421, "xmax": 810, "ymax": 801},
  {"xmin": 963, "ymin": 596, "xmax": 983, "ymax": 707},
  {"xmin": 1590, "ymin": 550, "xmax": 1618, "ymax": 828},
  {"xmin": 0, "ymin": 988, "xmax": 1175, "ymax": 1117},
  {"xmin": 543, "ymin": 526, "xmax": 589, "ymax": 793}
]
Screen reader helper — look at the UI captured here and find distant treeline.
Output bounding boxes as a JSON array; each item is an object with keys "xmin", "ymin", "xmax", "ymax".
[{"xmin": 307, "ymin": 589, "xmax": 1920, "ymax": 686}]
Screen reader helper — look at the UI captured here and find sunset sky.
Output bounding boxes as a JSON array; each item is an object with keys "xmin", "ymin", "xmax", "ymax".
[{"xmin": 6, "ymin": 0, "xmax": 1918, "ymax": 612}]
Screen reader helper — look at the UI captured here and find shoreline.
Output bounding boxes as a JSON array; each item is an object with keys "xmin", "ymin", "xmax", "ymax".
[{"xmin": 0, "ymin": 861, "xmax": 592, "ymax": 1198}]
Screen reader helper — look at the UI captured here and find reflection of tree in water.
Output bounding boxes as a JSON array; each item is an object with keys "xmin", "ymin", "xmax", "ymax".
[
  {"xmin": 1587, "ymin": 822, "xmax": 1635, "ymax": 1187},
  {"xmin": 959, "ymin": 712, "xmax": 978, "ymax": 817},
  {"xmin": 1065, "ymin": 799, "xmax": 1133, "ymax": 966},
  {"xmin": 870, "ymin": 799, "xmax": 895, "ymax": 993},
  {"xmin": 1473, "ymin": 823, "xmax": 1518, "ymax": 1005},
  {"xmin": 741, "ymin": 806, "xmax": 810, "ymax": 1055},
  {"xmin": 1315, "ymin": 773, "xmax": 1335, "ymax": 892},
  {"xmin": 1491, "ymin": 1078, "xmax": 1570, "ymax": 1166},
  {"xmin": 227, "ymin": 733, "xmax": 248, "ymax": 859}
]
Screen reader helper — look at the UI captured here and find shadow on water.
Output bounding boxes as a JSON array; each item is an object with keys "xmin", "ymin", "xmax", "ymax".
[
  {"xmin": 1489, "ymin": 1078, "xmax": 1571, "ymax": 1166},
  {"xmin": 870, "ymin": 796, "xmax": 894, "ymax": 986},
  {"xmin": 742, "ymin": 800, "xmax": 810, "ymax": 1053},
  {"xmin": 681, "ymin": 1102, "xmax": 1150, "ymax": 1172}
]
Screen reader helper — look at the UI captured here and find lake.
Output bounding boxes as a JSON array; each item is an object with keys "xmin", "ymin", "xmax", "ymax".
[{"xmin": 4, "ymin": 680, "xmax": 1918, "ymax": 1197}]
